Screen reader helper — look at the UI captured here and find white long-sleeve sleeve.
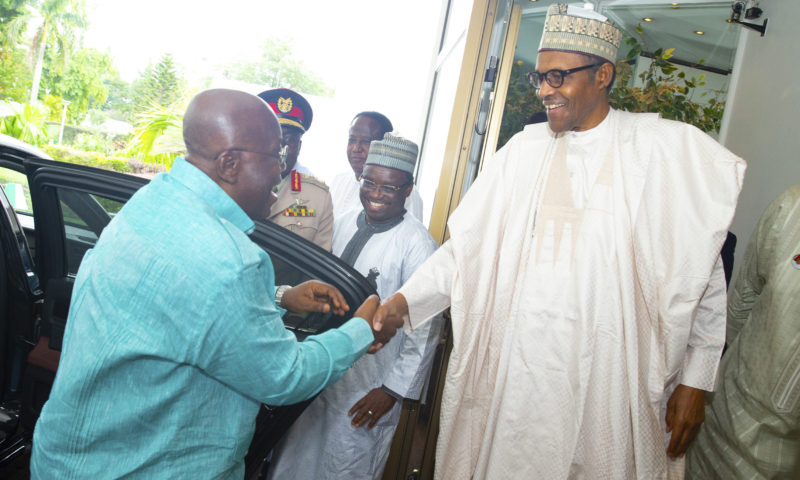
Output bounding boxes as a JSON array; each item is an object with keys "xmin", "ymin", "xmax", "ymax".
[
  {"xmin": 398, "ymin": 239, "xmax": 456, "ymax": 334},
  {"xmin": 680, "ymin": 255, "xmax": 727, "ymax": 391}
]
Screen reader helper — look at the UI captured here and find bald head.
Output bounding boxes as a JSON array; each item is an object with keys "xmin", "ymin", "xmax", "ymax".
[
  {"xmin": 183, "ymin": 89, "xmax": 279, "ymax": 164},
  {"xmin": 182, "ymin": 89, "xmax": 284, "ymax": 220}
]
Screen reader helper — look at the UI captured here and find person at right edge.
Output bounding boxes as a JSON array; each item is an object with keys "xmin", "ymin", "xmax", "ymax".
[
  {"xmin": 686, "ymin": 185, "xmax": 800, "ymax": 479},
  {"xmin": 373, "ymin": 4, "xmax": 746, "ymax": 479}
]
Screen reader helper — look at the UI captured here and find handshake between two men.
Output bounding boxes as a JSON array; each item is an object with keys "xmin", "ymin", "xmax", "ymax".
[{"xmin": 280, "ymin": 280, "xmax": 411, "ymax": 353}]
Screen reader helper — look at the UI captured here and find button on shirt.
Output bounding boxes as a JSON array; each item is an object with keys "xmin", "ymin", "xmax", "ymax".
[{"xmin": 30, "ymin": 157, "xmax": 373, "ymax": 479}]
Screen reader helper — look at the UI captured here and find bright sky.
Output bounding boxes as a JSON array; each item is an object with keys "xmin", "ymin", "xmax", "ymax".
[{"xmin": 83, "ymin": 0, "xmax": 444, "ymax": 183}]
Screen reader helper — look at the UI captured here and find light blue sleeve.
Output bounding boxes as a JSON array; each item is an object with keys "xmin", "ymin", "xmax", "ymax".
[{"xmin": 194, "ymin": 259, "xmax": 374, "ymax": 406}]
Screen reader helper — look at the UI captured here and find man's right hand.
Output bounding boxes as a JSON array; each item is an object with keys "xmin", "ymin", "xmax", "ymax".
[
  {"xmin": 353, "ymin": 295, "xmax": 389, "ymax": 353},
  {"xmin": 372, "ymin": 293, "xmax": 409, "ymax": 345}
]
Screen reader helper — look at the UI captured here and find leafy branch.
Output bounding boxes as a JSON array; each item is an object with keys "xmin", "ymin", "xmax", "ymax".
[
  {"xmin": 609, "ymin": 32, "xmax": 725, "ymax": 134},
  {"xmin": 126, "ymin": 101, "xmax": 185, "ymax": 167}
]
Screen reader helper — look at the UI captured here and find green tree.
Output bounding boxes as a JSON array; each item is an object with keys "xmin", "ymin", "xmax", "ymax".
[
  {"xmin": 42, "ymin": 47, "xmax": 116, "ymax": 122},
  {"xmin": 130, "ymin": 63, "xmax": 153, "ymax": 110},
  {"xmin": 127, "ymin": 56, "xmax": 190, "ymax": 166},
  {"xmin": 102, "ymin": 76, "xmax": 135, "ymax": 121},
  {"xmin": 0, "ymin": 0, "xmax": 28, "ymax": 43},
  {"xmin": 0, "ymin": 46, "xmax": 31, "ymax": 101},
  {"xmin": 132, "ymin": 53, "xmax": 184, "ymax": 112},
  {"xmin": 0, "ymin": 0, "xmax": 32, "ymax": 101},
  {"xmin": 224, "ymin": 38, "xmax": 334, "ymax": 97},
  {"xmin": 148, "ymin": 53, "xmax": 181, "ymax": 107},
  {"xmin": 26, "ymin": 0, "xmax": 87, "ymax": 103}
]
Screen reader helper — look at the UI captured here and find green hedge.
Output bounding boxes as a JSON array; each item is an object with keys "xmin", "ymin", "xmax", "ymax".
[{"xmin": 42, "ymin": 145, "xmax": 134, "ymax": 173}]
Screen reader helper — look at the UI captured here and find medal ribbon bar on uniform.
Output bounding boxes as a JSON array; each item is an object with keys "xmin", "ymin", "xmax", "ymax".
[
  {"xmin": 282, "ymin": 205, "xmax": 316, "ymax": 217},
  {"xmin": 291, "ymin": 170, "xmax": 301, "ymax": 191}
]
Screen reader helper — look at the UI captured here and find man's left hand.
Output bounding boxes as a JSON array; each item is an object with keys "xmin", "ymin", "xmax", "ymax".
[
  {"xmin": 348, "ymin": 388, "xmax": 397, "ymax": 429},
  {"xmin": 280, "ymin": 280, "xmax": 350, "ymax": 316},
  {"xmin": 665, "ymin": 384, "xmax": 706, "ymax": 459}
]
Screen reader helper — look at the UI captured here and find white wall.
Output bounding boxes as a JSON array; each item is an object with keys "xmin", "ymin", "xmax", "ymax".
[{"xmin": 720, "ymin": 0, "xmax": 800, "ymax": 278}]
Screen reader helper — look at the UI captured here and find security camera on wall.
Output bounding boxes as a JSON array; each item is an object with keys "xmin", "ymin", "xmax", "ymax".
[
  {"xmin": 745, "ymin": 3, "xmax": 763, "ymax": 20},
  {"xmin": 730, "ymin": 0, "xmax": 767, "ymax": 36},
  {"xmin": 731, "ymin": 1, "xmax": 746, "ymax": 22},
  {"xmin": 732, "ymin": 1, "xmax": 764, "ymax": 21}
]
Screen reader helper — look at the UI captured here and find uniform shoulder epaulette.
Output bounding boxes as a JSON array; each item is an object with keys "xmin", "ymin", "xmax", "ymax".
[{"xmin": 299, "ymin": 174, "xmax": 329, "ymax": 191}]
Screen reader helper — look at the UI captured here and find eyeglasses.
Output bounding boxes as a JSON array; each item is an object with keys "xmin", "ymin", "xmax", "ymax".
[
  {"xmin": 528, "ymin": 63, "xmax": 601, "ymax": 89},
  {"xmin": 219, "ymin": 147, "xmax": 287, "ymax": 164},
  {"xmin": 359, "ymin": 177, "xmax": 411, "ymax": 195}
]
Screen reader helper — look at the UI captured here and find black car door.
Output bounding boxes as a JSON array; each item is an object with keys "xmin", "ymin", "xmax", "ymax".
[
  {"xmin": 0, "ymin": 151, "xmax": 375, "ymax": 473},
  {"xmin": 0, "ymin": 169, "xmax": 40, "ymax": 461}
]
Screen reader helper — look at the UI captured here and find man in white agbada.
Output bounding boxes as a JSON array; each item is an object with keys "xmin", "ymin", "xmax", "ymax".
[
  {"xmin": 374, "ymin": 4, "xmax": 746, "ymax": 479},
  {"xmin": 330, "ymin": 112, "xmax": 424, "ymax": 221},
  {"xmin": 268, "ymin": 134, "xmax": 441, "ymax": 479}
]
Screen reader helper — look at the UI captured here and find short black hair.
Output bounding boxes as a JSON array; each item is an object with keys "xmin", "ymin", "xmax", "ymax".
[{"xmin": 352, "ymin": 111, "xmax": 394, "ymax": 136}]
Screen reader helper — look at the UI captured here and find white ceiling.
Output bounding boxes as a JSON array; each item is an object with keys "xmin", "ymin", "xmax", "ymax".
[{"xmin": 515, "ymin": 0, "xmax": 745, "ymax": 73}]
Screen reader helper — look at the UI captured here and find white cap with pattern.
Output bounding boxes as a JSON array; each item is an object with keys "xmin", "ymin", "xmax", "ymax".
[
  {"xmin": 538, "ymin": 4, "xmax": 623, "ymax": 64},
  {"xmin": 365, "ymin": 133, "xmax": 418, "ymax": 176}
]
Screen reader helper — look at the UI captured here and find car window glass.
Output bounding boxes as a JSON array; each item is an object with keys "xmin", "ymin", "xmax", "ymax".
[
  {"xmin": 56, "ymin": 187, "xmax": 124, "ymax": 275},
  {"xmin": 60, "ymin": 201, "xmax": 89, "ymax": 229},
  {"xmin": 0, "ymin": 166, "xmax": 34, "ymax": 228},
  {"xmin": 0, "ymin": 180, "xmax": 39, "ymax": 291}
]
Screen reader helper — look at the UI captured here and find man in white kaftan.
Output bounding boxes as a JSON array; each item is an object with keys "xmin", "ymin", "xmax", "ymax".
[
  {"xmin": 686, "ymin": 185, "xmax": 800, "ymax": 479},
  {"xmin": 373, "ymin": 5, "xmax": 746, "ymax": 479},
  {"xmin": 267, "ymin": 134, "xmax": 441, "ymax": 479},
  {"xmin": 331, "ymin": 111, "xmax": 424, "ymax": 221}
]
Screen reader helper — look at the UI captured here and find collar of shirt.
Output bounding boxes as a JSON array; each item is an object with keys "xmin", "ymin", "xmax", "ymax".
[
  {"xmin": 563, "ymin": 109, "xmax": 615, "ymax": 208},
  {"xmin": 565, "ymin": 107, "xmax": 614, "ymax": 147},
  {"xmin": 169, "ymin": 157, "xmax": 255, "ymax": 234}
]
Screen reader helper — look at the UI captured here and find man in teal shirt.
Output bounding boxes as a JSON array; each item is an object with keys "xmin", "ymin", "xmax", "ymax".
[{"xmin": 30, "ymin": 89, "xmax": 381, "ymax": 479}]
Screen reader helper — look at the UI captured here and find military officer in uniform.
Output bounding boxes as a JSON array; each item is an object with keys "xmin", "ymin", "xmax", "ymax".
[{"xmin": 258, "ymin": 88, "xmax": 334, "ymax": 251}]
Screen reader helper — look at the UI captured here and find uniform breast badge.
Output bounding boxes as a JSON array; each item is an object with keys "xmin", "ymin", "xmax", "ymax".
[{"xmin": 283, "ymin": 199, "xmax": 315, "ymax": 217}]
